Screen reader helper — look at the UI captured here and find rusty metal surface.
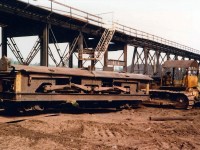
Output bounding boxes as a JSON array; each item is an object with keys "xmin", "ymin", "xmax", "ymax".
[
  {"xmin": 5, "ymin": 93, "xmax": 149, "ymax": 102},
  {"xmin": 0, "ymin": 64, "xmax": 152, "ymax": 112},
  {"xmin": 93, "ymin": 71, "xmax": 153, "ymax": 81},
  {"xmin": 44, "ymin": 83, "xmax": 92, "ymax": 92},
  {"xmin": 11, "ymin": 65, "xmax": 152, "ymax": 81},
  {"xmin": 0, "ymin": 56, "xmax": 10, "ymax": 71},
  {"xmin": 12, "ymin": 65, "xmax": 93, "ymax": 77},
  {"xmin": 162, "ymin": 60, "xmax": 199, "ymax": 68},
  {"xmin": 107, "ymin": 60, "xmax": 125, "ymax": 66}
]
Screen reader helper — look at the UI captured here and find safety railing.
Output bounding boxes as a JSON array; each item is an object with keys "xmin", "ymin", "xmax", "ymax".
[
  {"xmin": 22, "ymin": 0, "xmax": 104, "ymax": 27},
  {"xmin": 52, "ymin": 0, "xmax": 104, "ymax": 26},
  {"xmin": 114, "ymin": 22, "xmax": 200, "ymax": 54},
  {"xmin": 20, "ymin": 0, "xmax": 200, "ymax": 55}
]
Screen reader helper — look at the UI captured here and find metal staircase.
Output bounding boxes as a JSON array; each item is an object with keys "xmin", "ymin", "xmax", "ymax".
[
  {"xmin": 82, "ymin": 28, "xmax": 115, "ymax": 64},
  {"xmin": 95, "ymin": 28, "xmax": 115, "ymax": 61}
]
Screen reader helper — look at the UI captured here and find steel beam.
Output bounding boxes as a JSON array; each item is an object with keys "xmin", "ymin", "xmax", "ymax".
[
  {"xmin": 1, "ymin": 27, "xmax": 7, "ymax": 57},
  {"xmin": 123, "ymin": 44, "xmax": 128, "ymax": 72},
  {"xmin": 68, "ymin": 43, "xmax": 73, "ymax": 68},
  {"xmin": 130, "ymin": 47, "xmax": 137, "ymax": 73},
  {"xmin": 91, "ymin": 53, "xmax": 95, "ymax": 70},
  {"xmin": 155, "ymin": 51, "xmax": 160, "ymax": 75},
  {"xmin": 107, "ymin": 60, "xmax": 125, "ymax": 66},
  {"xmin": 144, "ymin": 47, "xmax": 149, "ymax": 74},
  {"xmin": 104, "ymin": 50, "xmax": 108, "ymax": 67},
  {"xmin": 40, "ymin": 24, "xmax": 49, "ymax": 66},
  {"xmin": 167, "ymin": 53, "xmax": 170, "ymax": 60},
  {"xmin": 78, "ymin": 32, "xmax": 83, "ymax": 68},
  {"xmin": 0, "ymin": 0, "xmax": 200, "ymax": 63}
]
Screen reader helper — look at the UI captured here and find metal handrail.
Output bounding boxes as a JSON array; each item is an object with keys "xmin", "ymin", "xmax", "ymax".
[
  {"xmin": 114, "ymin": 22, "xmax": 200, "ymax": 54},
  {"xmin": 19, "ymin": 0, "xmax": 104, "ymax": 26},
  {"xmin": 19, "ymin": 0, "xmax": 200, "ymax": 55},
  {"xmin": 26, "ymin": 0, "xmax": 104, "ymax": 27}
]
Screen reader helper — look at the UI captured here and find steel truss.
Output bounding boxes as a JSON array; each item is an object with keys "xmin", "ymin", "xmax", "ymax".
[{"xmin": 130, "ymin": 47, "xmax": 198, "ymax": 76}]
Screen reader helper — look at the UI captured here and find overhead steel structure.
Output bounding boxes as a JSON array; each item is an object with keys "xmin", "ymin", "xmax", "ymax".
[{"xmin": 0, "ymin": 0, "xmax": 200, "ymax": 75}]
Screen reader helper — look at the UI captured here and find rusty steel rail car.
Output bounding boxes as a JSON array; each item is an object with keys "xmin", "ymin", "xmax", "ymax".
[{"xmin": 0, "ymin": 57, "xmax": 152, "ymax": 112}]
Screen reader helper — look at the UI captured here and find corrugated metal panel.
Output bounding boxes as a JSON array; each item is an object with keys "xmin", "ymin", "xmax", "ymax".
[{"xmin": 162, "ymin": 60, "xmax": 198, "ymax": 68}]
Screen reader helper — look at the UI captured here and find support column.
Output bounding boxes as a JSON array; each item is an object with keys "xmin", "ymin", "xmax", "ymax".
[
  {"xmin": 1, "ymin": 27, "xmax": 7, "ymax": 57},
  {"xmin": 104, "ymin": 50, "xmax": 108, "ymax": 67},
  {"xmin": 40, "ymin": 24, "xmax": 49, "ymax": 66},
  {"xmin": 78, "ymin": 32, "xmax": 83, "ymax": 68},
  {"xmin": 144, "ymin": 47, "xmax": 149, "ymax": 74},
  {"xmin": 131, "ymin": 46, "xmax": 137, "ymax": 73},
  {"xmin": 91, "ymin": 53, "xmax": 95, "ymax": 71},
  {"xmin": 123, "ymin": 44, "xmax": 128, "ymax": 72},
  {"xmin": 175, "ymin": 55, "xmax": 178, "ymax": 60},
  {"xmin": 68, "ymin": 43, "xmax": 73, "ymax": 68},
  {"xmin": 69, "ymin": 55, "xmax": 73, "ymax": 68},
  {"xmin": 167, "ymin": 53, "xmax": 170, "ymax": 60},
  {"xmin": 155, "ymin": 51, "xmax": 160, "ymax": 75}
]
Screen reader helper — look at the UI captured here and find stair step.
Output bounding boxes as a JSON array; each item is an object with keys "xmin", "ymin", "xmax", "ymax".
[{"xmin": 82, "ymin": 28, "xmax": 115, "ymax": 62}]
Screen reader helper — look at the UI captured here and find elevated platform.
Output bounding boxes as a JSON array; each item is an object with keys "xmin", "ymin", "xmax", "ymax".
[{"xmin": 0, "ymin": 0, "xmax": 200, "ymax": 73}]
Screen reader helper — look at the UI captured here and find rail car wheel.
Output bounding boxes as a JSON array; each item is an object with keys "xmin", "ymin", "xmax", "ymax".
[
  {"xmin": 32, "ymin": 105, "xmax": 45, "ymax": 111},
  {"xmin": 22, "ymin": 105, "xmax": 45, "ymax": 113},
  {"xmin": 174, "ymin": 95, "xmax": 189, "ymax": 109}
]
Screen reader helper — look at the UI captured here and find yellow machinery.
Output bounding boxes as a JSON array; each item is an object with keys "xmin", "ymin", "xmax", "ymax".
[{"xmin": 150, "ymin": 60, "xmax": 199, "ymax": 109}]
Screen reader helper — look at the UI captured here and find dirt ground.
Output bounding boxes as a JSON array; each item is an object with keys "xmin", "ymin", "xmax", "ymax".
[{"xmin": 0, "ymin": 105, "xmax": 200, "ymax": 150}]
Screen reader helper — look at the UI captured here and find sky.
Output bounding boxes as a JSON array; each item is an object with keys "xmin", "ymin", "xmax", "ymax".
[{"xmin": 1, "ymin": 0, "xmax": 200, "ymax": 66}]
